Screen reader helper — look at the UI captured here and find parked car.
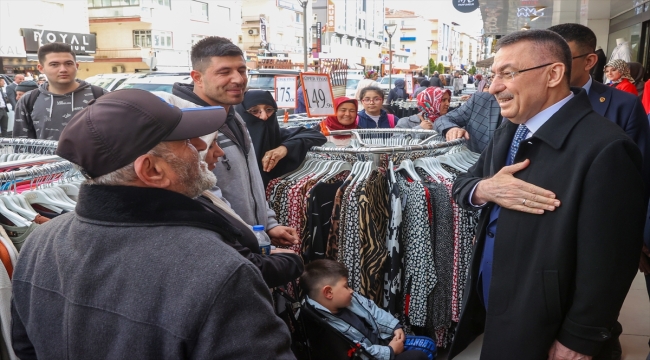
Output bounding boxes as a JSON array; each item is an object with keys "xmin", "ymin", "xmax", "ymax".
[
  {"xmin": 378, "ymin": 75, "xmax": 405, "ymax": 98},
  {"xmin": 84, "ymin": 73, "xmax": 135, "ymax": 92},
  {"xmin": 116, "ymin": 74, "xmax": 192, "ymax": 93},
  {"xmin": 247, "ymin": 69, "xmax": 301, "ymax": 94},
  {"xmin": 344, "ymin": 75, "xmax": 364, "ymax": 99}
]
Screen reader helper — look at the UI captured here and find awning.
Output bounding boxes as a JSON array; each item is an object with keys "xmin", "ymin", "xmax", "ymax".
[
  {"xmin": 26, "ymin": 54, "xmax": 95, "ymax": 62},
  {"xmin": 476, "ymin": 56, "xmax": 494, "ymax": 68}
]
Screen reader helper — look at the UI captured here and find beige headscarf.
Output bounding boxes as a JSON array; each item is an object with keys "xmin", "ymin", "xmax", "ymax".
[{"xmin": 605, "ymin": 59, "xmax": 635, "ymax": 84}]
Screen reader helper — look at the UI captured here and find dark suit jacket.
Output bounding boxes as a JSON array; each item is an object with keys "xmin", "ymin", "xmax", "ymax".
[
  {"xmin": 589, "ymin": 80, "xmax": 650, "ymax": 193},
  {"xmin": 434, "ymin": 91, "xmax": 501, "ymax": 153},
  {"xmin": 449, "ymin": 90, "xmax": 646, "ymax": 359},
  {"xmin": 5, "ymin": 83, "xmax": 17, "ymax": 110}
]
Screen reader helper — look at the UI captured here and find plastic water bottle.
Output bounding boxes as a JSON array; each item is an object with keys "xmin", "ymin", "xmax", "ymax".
[{"xmin": 254, "ymin": 225, "xmax": 270, "ymax": 255}]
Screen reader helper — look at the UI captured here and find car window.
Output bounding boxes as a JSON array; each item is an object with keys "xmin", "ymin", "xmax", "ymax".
[
  {"xmin": 112, "ymin": 78, "xmax": 128, "ymax": 90},
  {"xmin": 86, "ymin": 77, "xmax": 116, "ymax": 90},
  {"xmin": 118, "ymin": 83, "xmax": 173, "ymax": 93},
  {"xmin": 380, "ymin": 77, "xmax": 402, "ymax": 85},
  {"xmin": 346, "ymin": 79, "xmax": 360, "ymax": 89},
  {"xmin": 247, "ymin": 75, "xmax": 275, "ymax": 90}
]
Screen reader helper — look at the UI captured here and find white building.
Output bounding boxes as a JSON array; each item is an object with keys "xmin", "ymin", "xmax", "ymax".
[
  {"xmin": 312, "ymin": 0, "xmax": 385, "ymax": 69},
  {"xmin": 0, "ymin": 0, "xmax": 93, "ymax": 75},
  {"xmin": 240, "ymin": 0, "xmax": 309, "ymax": 68},
  {"xmin": 85, "ymin": 0, "xmax": 241, "ymax": 77}
]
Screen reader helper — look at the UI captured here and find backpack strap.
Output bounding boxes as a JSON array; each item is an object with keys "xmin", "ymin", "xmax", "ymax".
[
  {"xmin": 90, "ymin": 85, "xmax": 105, "ymax": 99},
  {"xmin": 25, "ymin": 89, "xmax": 40, "ymax": 116},
  {"xmin": 388, "ymin": 114, "xmax": 395, "ymax": 128}
]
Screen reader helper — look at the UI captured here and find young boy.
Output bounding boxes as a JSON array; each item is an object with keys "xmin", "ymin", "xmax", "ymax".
[{"xmin": 300, "ymin": 260, "xmax": 429, "ymax": 360}]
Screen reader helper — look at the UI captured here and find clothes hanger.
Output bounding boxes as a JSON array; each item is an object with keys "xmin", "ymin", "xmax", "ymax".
[{"xmin": 395, "ymin": 159, "xmax": 421, "ymax": 181}]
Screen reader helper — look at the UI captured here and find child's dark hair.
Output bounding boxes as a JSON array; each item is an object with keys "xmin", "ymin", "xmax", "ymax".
[
  {"xmin": 299, "ymin": 259, "xmax": 349, "ymax": 298},
  {"xmin": 359, "ymin": 86, "xmax": 384, "ymax": 100}
]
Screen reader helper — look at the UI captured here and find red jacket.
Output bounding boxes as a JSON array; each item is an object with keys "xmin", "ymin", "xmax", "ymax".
[
  {"xmin": 643, "ymin": 81, "xmax": 650, "ymax": 115},
  {"xmin": 613, "ymin": 78, "xmax": 638, "ymax": 96}
]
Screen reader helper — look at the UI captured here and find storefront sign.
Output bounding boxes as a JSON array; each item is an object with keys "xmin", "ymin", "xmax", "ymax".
[
  {"xmin": 327, "ymin": 0, "xmax": 335, "ymax": 31},
  {"xmin": 300, "ymin": 73, "xmax": 335, "ymax": 117},
  {"xmin": 0, "ymin": 37, "xmax": 27, "ymax": 58},
  {"xmin": 452, "ymin": 0, "xmax": 479, "ymax": 13},
  {"xmin": 260, "ymin": 17, "xmax": 268, "ymax": 48},
  {"xmin": 405, "ymin": 73, "xmax": 414, "ymax": 94},
  {"xmin": 22, "ymin": 28, "xmax": 96, "ymax": 54},
  {"xmin": 275, "ymin": 76, "xmax": 298, "ymax": 108},
  {"xmin": 316, "ymin": 22, "xmax": 322, "ymax": 53}
]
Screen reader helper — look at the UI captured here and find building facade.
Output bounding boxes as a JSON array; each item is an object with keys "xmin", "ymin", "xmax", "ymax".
[
  {"xmin": 84, "ymin": 0, "xmax": 241, "ymax": 77},
  {"xmin": 0, "ymin": 0, "xmax": 94, "ymax": 75}
]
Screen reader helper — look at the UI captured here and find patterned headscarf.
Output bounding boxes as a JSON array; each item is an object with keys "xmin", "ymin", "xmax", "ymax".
[
  {"xmin": 417, "ymin": 87, "xmax": 452, "ymax": 121},
  {"xmin": 605, "ymin": 59, "xmax": 635, "ymax": 84}
]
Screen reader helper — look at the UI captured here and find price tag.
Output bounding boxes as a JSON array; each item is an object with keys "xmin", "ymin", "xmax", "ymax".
[
  {"xmin": 274, "ymin": 76, "xmax": 298, "ymax": 108},
  {"xmin": 405, "ymin": 73, "xmax": 414, "ymax": 96},
  {"xmin": 300, "ymin": 73, "xmax": 336, "ymax": 117}
]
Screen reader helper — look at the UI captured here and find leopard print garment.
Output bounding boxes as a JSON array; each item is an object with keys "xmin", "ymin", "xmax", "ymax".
[
  {"xmin": 325, "ymin": 180, "xmax": 351, "ymax": 260},
  {"xmin": 340, "ymin": 180, "xmax": 364, "ymax": 292},
  {"xmin": 357, "ymin": 169, "xmax": 390, "ymax": 304}
]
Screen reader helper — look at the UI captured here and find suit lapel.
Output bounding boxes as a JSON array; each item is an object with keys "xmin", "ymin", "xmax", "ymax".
[
  {"xmin": 490, "ymin": 120, "xmax": 517, "ymax": 174},
  {"xmin": 588, "ymin": 81, "xmax": 611, "ymax": 117}
]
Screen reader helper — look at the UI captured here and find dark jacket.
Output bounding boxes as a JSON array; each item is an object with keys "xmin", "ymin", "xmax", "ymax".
[
  {"xmin": 434, "ymin": 92, "xmax": 502, "ymax": 153},
  {"xmin": 591, "ymin": 49, "xmax": 607, "ymax": 84},
  {"xmin": 387, "ymin": 79, "xmax": 408, "ymax": 104},
  {"xmin": 588, "ymin": 79, "xmax": 650, "ymax": 193},
  {"xmin": 5, "ymin": 83, "xmax": 17, "ymax": 109},
  {"xmin": 12, "ymin": 185, "xmax": 295, "ymax": 360},
  {"xmin": 429, "ymin": 75, "xmax": 443, "ymax": 88},
  {"xmin": 196, "ymin": 195, "xmax": 304, "ymax": 288},
  {"xmin": 449, "ymin": 90, "xmax": 646, "ymax": 359}
]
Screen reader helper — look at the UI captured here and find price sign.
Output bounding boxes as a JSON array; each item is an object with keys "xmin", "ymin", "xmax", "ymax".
[
  {"xmin": 300, "ymin": 73, "xmax": 336, "ymax": 117},
  {"xmin": 274, "ymin": 76, "xmax": 298, "ymax": 108},
  {"xmin": 405, "ymin": 73, "xmax": 414, "ymax": 95}
]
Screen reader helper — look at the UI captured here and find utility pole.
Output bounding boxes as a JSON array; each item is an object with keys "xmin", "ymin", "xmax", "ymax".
[{"xmin": 299, "ymin": 0, "xmax": 308, "ymax": 72}]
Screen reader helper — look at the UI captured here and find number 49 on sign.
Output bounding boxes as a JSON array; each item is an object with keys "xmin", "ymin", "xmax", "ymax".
[
  {"xmin": 299, "ymin": 73, "xmax": 336, "ymax": 117},
  {"xmin": 274, "ymin": 76, "xmax": 298, "ymax": 108}
]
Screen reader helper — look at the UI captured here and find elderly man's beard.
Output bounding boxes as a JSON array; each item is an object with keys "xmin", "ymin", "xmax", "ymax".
[{"xmin": 166, "ymin": 151, "xmax": 217, "ymax": 199}]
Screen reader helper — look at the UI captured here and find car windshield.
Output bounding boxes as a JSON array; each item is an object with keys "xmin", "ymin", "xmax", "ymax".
[
  {"xmin": 118, "ymin": 83, "xmax": 173, "ymax": 93},
  {"xmin": 380, "ymin": 77, "xmax": 402, "ymax": 85},
  {"xmin": 248, "ymin": 75, "xmax": 275, "ymax": 90},
  {"xmin": 346, "ymin": 79, "xmax": 360, "ymax": 90},
  {"xmin": 86, "ymin": 77, "xmax": 116, "ymax": 90}
]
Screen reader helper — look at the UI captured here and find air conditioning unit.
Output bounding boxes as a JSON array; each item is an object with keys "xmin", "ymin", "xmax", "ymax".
[
  {"xmin": 248, "ymin": 29, "xmax": 259, "ymax": 36},
  {"xmin": 112, "ymin": 65, "xmax": 125, "ymax": 73}
]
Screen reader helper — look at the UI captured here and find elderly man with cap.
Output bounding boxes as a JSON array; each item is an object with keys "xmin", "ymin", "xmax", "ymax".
[
  {"xmin": 11, "ymin": 89, "xmax": 295, "ymax": 359},
  {"xmin": 14, "ymin": 80, "xmax": 38, "ymax": 102}
]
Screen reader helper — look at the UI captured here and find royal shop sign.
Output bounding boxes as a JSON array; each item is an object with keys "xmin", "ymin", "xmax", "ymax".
[{"xmin": 22, "ymin": 29, "xmax": 96, "ymax": 54}]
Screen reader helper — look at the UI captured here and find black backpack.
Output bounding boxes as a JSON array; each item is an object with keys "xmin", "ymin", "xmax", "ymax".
[{"xmin": 25, "ymin": 84, "xmax": 104, "ymax": 114}]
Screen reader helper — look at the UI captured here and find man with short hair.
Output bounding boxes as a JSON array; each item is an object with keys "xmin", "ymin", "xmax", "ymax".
[
  {"xmin": 5, "ymin": 73, "xmax": 24, "ymax": 109},
  {"xmin": 429, "ymin": 71, "xmax": 443, "ymax": 88},
  {"xmin": 449, "ymin": 30, "xmax": 646, "ymax": 360},
  {"xmin": 171, "ymin": 36, "xmax": 301, "ymax": 250},
  {"xmin": 11, "ymin": 89, "xmax": 295, "ymax": 359},
  {"xmin": 13, "ymin": 42, "xmax": 105, "ymax": 140}
]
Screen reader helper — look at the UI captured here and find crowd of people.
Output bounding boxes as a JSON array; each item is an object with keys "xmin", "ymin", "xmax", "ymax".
[{"xmin": 0, "ymin": 20, "xmax": 650, "ymax": 360}]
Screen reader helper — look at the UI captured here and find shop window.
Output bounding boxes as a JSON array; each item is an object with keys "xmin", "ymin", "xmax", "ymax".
[{"xmin": 190, "ymin": 0, "xmax": 209, "ymax": 21}]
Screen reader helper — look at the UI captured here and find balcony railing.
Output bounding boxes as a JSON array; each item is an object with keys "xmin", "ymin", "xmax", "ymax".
[
  {"xmin": 88, "ymin": 6, "xmax": 152, "ymax": 19},
  {"xmin": 94, "ymin": 48, "xmax": 149, "ymax": 59}
]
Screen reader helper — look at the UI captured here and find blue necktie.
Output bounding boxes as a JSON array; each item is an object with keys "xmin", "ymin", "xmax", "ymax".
[
  {"xmin": 509, "ymin": 124, "xmax": 529, "ymax": 165},
  {"xmin": 478, "ymin": 124, "xmax": 529, "ymax": 309}
]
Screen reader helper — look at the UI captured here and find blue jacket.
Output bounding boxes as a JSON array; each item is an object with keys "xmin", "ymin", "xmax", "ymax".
[
  {"xmin": 306, "ymin": 293, "xmax": 400, "ymax": 360},
  {"xmin": 296, "ymin": 86, "xmax": 306, "ymax": 113}
]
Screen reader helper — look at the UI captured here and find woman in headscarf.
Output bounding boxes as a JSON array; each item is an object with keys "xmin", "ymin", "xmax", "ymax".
[
  {"xmin": 320, "ymin": 96, "xmax": 359, "ymax": 147},
  {"xmin": 396, "ymin": 87, "xmax": 451, "ymax": 128},
  {"xmin": 604, "ymin": 59, "xmax": 638, "ymax": 95},
  {"xmin": 474, "ymin": 74, "xmax": 488, "ymax": 92},
  {"xmin": 236, "ymin": 90, "xmax": 326, "ymax": 188}
]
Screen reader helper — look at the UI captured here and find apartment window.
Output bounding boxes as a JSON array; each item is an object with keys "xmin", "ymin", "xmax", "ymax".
[
  {"xmin": 332, "ymin": 36, "xmax": 341, "ymax": 45},
  {"xmin": 346, "ymin": 38, "xmax": 353, "ymax": 46},
  {"xmin": 358, "ymin": 19, "xmax": 362, "ymax": 30},
  {"xmin": 296, "ymin": 37, "xmax": 302, "ymax": 46},
  {"xmin": 191, "ymin": 34, "xmax": 207, "ymax": 46},
  {"xmin": 296, "ymin": 12, "xmax": 302, "ymax": 23},
  {"xmin": 154, "ymin": 0, "xmax": 170, "ymax": 8},
  {"xmin": 216, "ymin": 5, "xmax": 230, "ymax": 21},
  {"xmin": 133, "ymin": 30, "xmax": 151, "ymax": 48},
  {"xmin": 152, "ymin": 31, "xmax": 173, "ymax": 48},
  {"xmin": 362, "ymin": 0, "xmax": 366, "ymax": 11},
  {"xmin": 87, "ymin": 0, "xmax": 139, "ymax": 7},
  {"xmin": 190, "ymin": 0, "xmax": 208, "ymax": 21}
]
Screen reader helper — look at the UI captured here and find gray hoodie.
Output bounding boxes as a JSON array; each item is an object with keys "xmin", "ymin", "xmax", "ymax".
[{"xmin": 13, "ymin": 80, "xmax": 106, "ymax": 140}]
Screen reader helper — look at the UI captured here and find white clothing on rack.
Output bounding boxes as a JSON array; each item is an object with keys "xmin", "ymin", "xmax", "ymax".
[{"xmin": 610, "ymin": 42, "xmax": 631, "ymax": 62}]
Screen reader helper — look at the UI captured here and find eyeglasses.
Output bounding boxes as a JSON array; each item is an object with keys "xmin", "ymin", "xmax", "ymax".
[
  {"xmin": 361, "ymin": 97, "xmax": 383, "ymax": 104},
  {"xmin": 572, "ymin": 52, "xmax": 593, "ymax": 60},
  {"xmin": 493, "ymin": 62, "xmax": 555, "ymax": 82},
  {"xmin": 247, "ymin": 107, "xmax": 276, "ymax": 116}
]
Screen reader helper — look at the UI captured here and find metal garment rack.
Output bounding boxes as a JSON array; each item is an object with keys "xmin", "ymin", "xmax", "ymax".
[
  {"xmin": 0, "ymin": 138, "xmax": 78, "ymax": 184},
  {"xmin": 310, "ymin": 137, "xmax": 465, "ymax": 154},
  {"xmin": 0, "ymin": 138, "xmax": 59, "ymax": 155},
  {"xmin": 327, "ymin": 128, "xmax": 440, "ymax": 147}
]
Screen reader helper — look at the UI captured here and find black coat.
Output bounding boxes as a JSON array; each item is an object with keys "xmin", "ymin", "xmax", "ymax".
[
  {"xmin": 6, "ymin": 82, "xmax": 17, "ymax": 109},
  {"xmin": 429, "ymin": 76, "xmax": 443, "ymax": 88},
  {"xmin": 449, "ymin": 90, "xmax": 647, "ymax": 359},
  {"xmin": 591, "ymin": 49, "xmax": 607, "ymax": 84}
]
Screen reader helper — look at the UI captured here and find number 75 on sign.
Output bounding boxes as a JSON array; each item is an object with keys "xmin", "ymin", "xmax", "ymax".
[{"xmin": 274, "ymin": 76, "xmax": 298, "ymax": 108}]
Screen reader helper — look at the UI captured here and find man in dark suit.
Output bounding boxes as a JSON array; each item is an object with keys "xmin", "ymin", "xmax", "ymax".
[
  {"xmin": 433, "ymin": 91, "xmax": 502, "ymax": 153},
  {"xmin": 0, "ymin": 78, "xmax": 9, "ymax": 137},
  {"xmin": 5, "ymin": 73, "xmax": 24, "ymax": 110},
  {"xmin": 448, "ymin": 30, "xmax": 646, "ymax": 360}
]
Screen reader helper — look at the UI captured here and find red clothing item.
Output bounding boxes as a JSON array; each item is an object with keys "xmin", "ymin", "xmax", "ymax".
[
  {"xmin": 642, "ymin": 81, "xmax": 650, "ymax": 115},
  {"xmin": 0, "ymin": 241, "xmax": 12, "ymax": 279},
  {"xmin": 612, "ymin": 78, "xmax": 638, "ymax": 96}
]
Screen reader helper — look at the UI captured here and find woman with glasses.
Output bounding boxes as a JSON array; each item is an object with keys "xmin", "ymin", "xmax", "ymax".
[
  {"xmin": 357, "ymin": 86, "xmax": 397, "ymax": 129},
  {"xmin": 320, "ymin": 96, "xmax": 359, "ymax": 147},
  {"xmin": 236, "ymin": 90, "xmax": 326, "ymax": 187},
  {"xmin": 604, "ymin": 59, "xmax": 638, "ymax": 96}
]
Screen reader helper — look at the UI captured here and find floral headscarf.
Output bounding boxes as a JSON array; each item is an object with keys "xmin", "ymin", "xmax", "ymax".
[
  {"xmin": 605, "ymin": 59, "xmax": 635, "ymax": 84},
  {"xmin": 417, "ymin": 87, "xmax": 452, "ymax": 121}
]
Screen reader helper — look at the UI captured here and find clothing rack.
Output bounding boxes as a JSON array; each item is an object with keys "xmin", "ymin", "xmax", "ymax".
[
  {"xmin": 310, "ymin": 137, "xmax": 465, "ymax": 153},
  {"xmin": 327, "ymin": 128, "xmax": 440, "ymax": 147},
  {"xmin": 0, "ymin": 138, "xmax": 59, "ymax": 155}
]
